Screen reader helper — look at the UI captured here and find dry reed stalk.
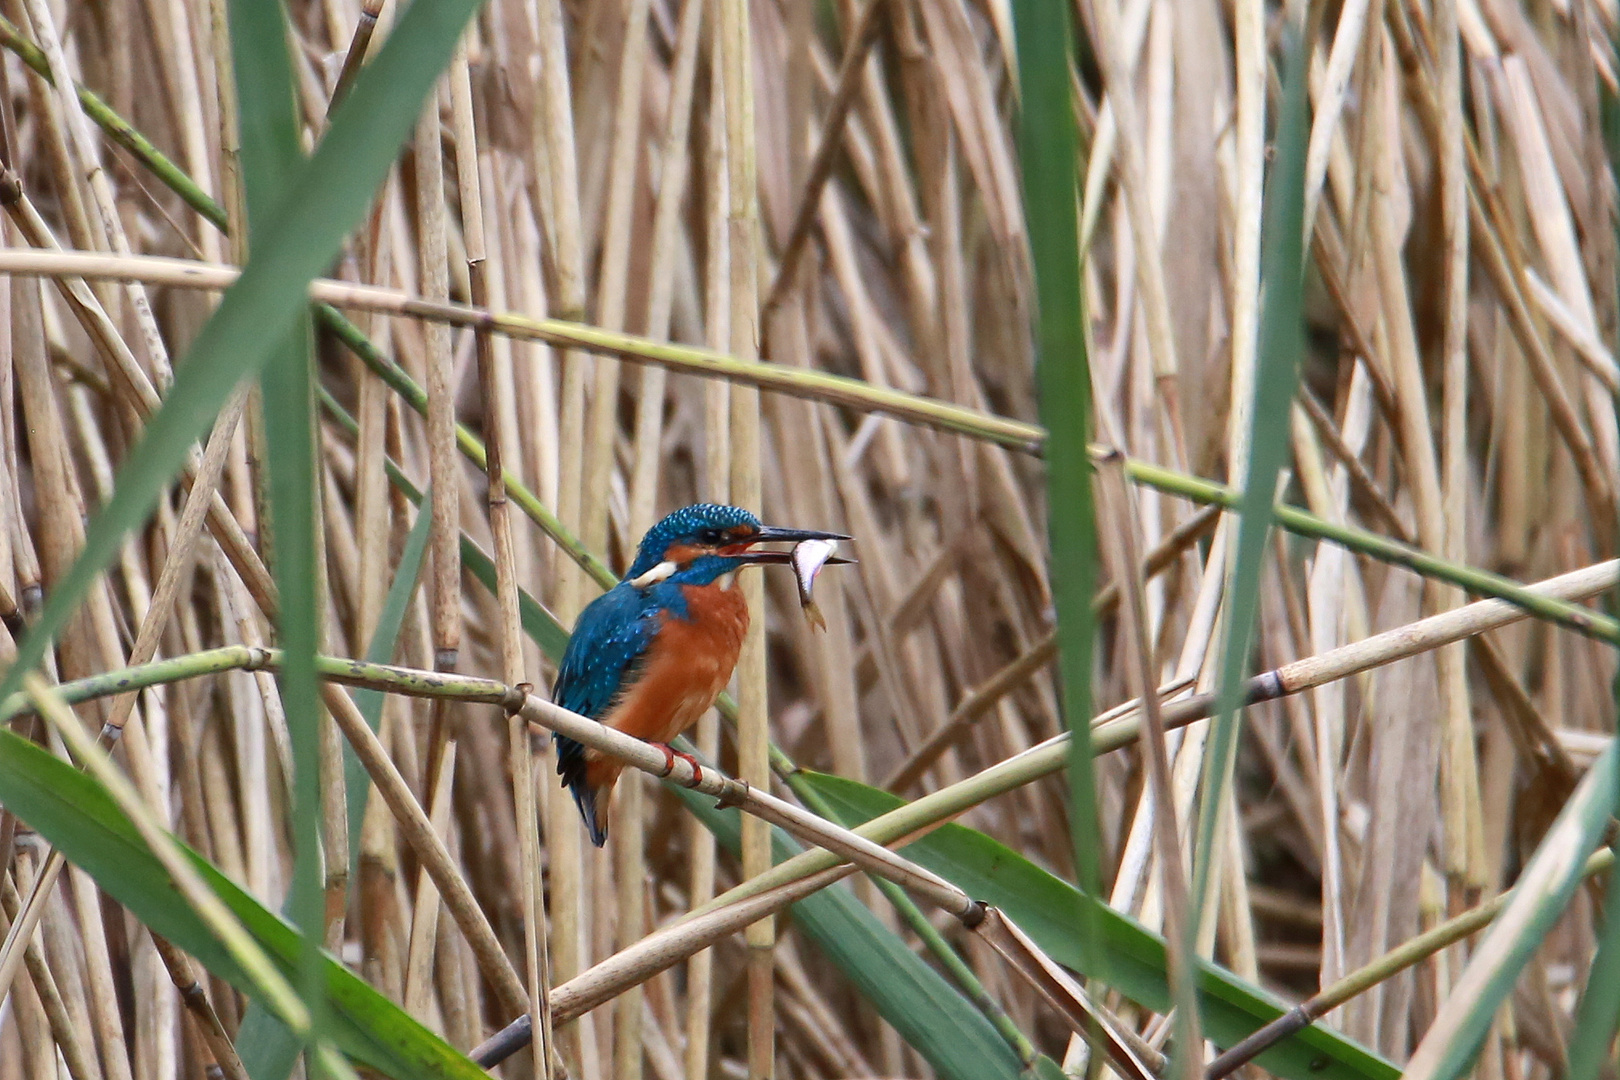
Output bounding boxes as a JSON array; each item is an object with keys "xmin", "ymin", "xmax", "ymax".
[
  {"xmin": 584, "ymin": 5, "xmax": 654, "ymax": 1074},
  {"xmin": 401, "ymin": 58, "xmax": 472, "ymax": 1050},
  {"xmin": 528, "ymin": 7, "xmax": 589, "ymax": 1065},
  {"xmin": 451, "ymin": 22, "xmax": 553, "ymax": 1077},
  {"xmin": 318, "ymin": 678, "xmax": 530, "ymax": 1016},
  {"xmin": 0, "ymin": 860, "xmax": 98, "ymax": 1080},
  {"xmin": 621, "ymin": 1, "xmax": 707, "ymax": 1073},
  {"xmin": 684, "ymin": 33, "xmax": 729, "ymax": 1077},
  {"xmin": 715, "ymin": 2, "xmax": 772, "ymax": 1076},
  {"xmin": 1096, "ymin": 455, "xmax": 1202, "ymax": 1076},
  {"xmin": 351, "ymin": 158, "xmax": 406, "ymax": 1022},
  {"xmin": 1431, "ymin": 0, "xmax": 1486, "ymax": 896}
]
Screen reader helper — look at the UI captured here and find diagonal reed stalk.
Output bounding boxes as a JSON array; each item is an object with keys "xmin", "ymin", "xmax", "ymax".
[{"xmin": 0, "ymin": 246, "xmax": 1609, "ymax": 647}]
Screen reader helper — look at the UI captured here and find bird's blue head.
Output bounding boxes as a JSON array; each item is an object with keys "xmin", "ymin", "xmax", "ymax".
[{"xmin": 624, "ymin": 504, "xmax": 848, "ymax": 588}]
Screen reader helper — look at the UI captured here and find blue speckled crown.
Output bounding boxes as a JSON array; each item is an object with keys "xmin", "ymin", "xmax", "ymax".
[{"xmin": 625, "ymin": 504, "xmax": 762, "ymax": 579}]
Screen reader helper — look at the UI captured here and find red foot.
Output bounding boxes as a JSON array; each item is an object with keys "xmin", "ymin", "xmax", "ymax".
[{"xmin": 651, "ymin": 742, "xmax": 704, "ymax": 787}]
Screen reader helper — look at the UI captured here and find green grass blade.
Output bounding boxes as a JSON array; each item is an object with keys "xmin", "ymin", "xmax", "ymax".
[
  {"xmin": 1402, "ymin": 741, "xmax": 1619, "ymax": 1080},
  {"xmin": 1013, "ymin": 0, "xmax": 1101, "ymax": 917},
  {"xmin": 1568, "ymin": 895, "xmax": 1620, "ymax": 1080},
  {"xmin": 0, "ymin": 0, "xmax": 484, "ymax": 712},
  {"xmin": 799, "ymin": 771, "xmax": 1399, "ymax": 1080},
  {"xmin": 228, "ymin": 0, "xmax": 301, "ymax": 238},
  {"xmin": 1191, "ymin": 24, "xmax": 1310, "ymax": 912},
  {"xmin": 227, "ymin": 0, "xmax": 327, "ymax": 1035},
  {"xmin": 258, "ymin": 337, "xmax": 327, "ymax": 1014},
  {"xmin": 0, "ymin": 725, "xmax": 485, "ymax": 1080},
  {"xmin": 671, "ymin": 789, "xmax": 1024, "ymax": 1080}
]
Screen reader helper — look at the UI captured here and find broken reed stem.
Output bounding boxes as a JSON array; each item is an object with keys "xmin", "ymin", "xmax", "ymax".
[{"xmin": 328, "ymin": 0, "xmax": 383, "ymax": 115}]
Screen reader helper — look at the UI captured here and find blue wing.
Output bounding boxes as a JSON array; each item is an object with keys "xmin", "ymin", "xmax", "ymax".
[
  {"xmin": 552, "ymin": 581, "xmax": 663, "ymax": 847},
  {"xmin": 554, "ymin": 582, "xmax": 661, "ymax": 719}
]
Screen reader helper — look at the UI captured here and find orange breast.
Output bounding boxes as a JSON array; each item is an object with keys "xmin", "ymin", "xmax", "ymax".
[{"xmin": 602, "ymin": 581, "xmax": 749, "ymax": 747}]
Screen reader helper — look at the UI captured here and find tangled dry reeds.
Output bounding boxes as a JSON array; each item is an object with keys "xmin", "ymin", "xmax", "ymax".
[{"xmin": 0, "ymin": 0, "xmax": 1614, "ymax": 1079}]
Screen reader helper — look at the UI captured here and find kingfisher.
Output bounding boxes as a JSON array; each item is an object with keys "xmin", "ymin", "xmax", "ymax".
[{"xmin": 554, "ymin": 504, "xmax": 849, "ymax": 846}]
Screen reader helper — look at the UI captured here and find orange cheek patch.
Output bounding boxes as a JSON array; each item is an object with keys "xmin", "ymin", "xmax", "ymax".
[{"xmin": 663, "ymin": 543, "xmax": 704, "ymax": 564}]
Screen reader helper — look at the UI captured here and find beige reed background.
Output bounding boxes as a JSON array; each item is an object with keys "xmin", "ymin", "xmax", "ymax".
[{"xmin": 0, "ymin": 0, "xmax": 1615, "ymax": 1078}]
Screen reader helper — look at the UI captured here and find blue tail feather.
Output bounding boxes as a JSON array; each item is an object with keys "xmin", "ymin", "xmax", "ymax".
[{"xmin": 555, "ymin": 733, "xmax": 608, "ymax": 846}]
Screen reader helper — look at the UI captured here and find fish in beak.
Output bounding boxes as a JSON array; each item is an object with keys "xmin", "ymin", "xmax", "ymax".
[
  {"xmin": 723, "ymin": 525, "xmax": 853, "ymax": 629},
  {"xmin": 723, "ymin": 524, "xmax": 852, "ymax": 565}
]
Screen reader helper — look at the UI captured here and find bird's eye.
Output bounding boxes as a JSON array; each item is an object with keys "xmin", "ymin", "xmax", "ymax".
[{"xmin": 698, "ymin": 528, "xmax": 723, "ymax": 546}]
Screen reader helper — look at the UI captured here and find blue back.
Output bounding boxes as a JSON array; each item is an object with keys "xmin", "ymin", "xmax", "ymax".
[
  {"xmin": 554, "ymin": 582, "xmax": 662, "ymax": 719},
  {"xmin": 554, "ymin": 565, "xmax": 744, "ymax": 718}
]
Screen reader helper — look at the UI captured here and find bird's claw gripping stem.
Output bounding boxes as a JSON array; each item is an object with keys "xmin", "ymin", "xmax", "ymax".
[{"xmin": 652, "ymin": 742, "xmax": 705, "ymax": 788}]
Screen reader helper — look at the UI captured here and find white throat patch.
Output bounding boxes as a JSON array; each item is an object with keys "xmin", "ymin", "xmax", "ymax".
[{"xmin": 628, "ymin": 560, "xmax": 678, "ymax": 589}]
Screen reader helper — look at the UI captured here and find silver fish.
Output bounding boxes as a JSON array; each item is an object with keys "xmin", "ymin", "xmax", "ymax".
[{"xmin": 791, "ymin": 538, "xmax": 841, "ymax": 631}]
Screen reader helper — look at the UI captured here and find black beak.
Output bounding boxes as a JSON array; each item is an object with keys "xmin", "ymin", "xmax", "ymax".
[
  {"xmin": 728, "ymin": 525, "xmax": 852, "ymax": 565},
  {"xmin": 751, "ymin": 525, "xmax": 851, "ymax": 545}
]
